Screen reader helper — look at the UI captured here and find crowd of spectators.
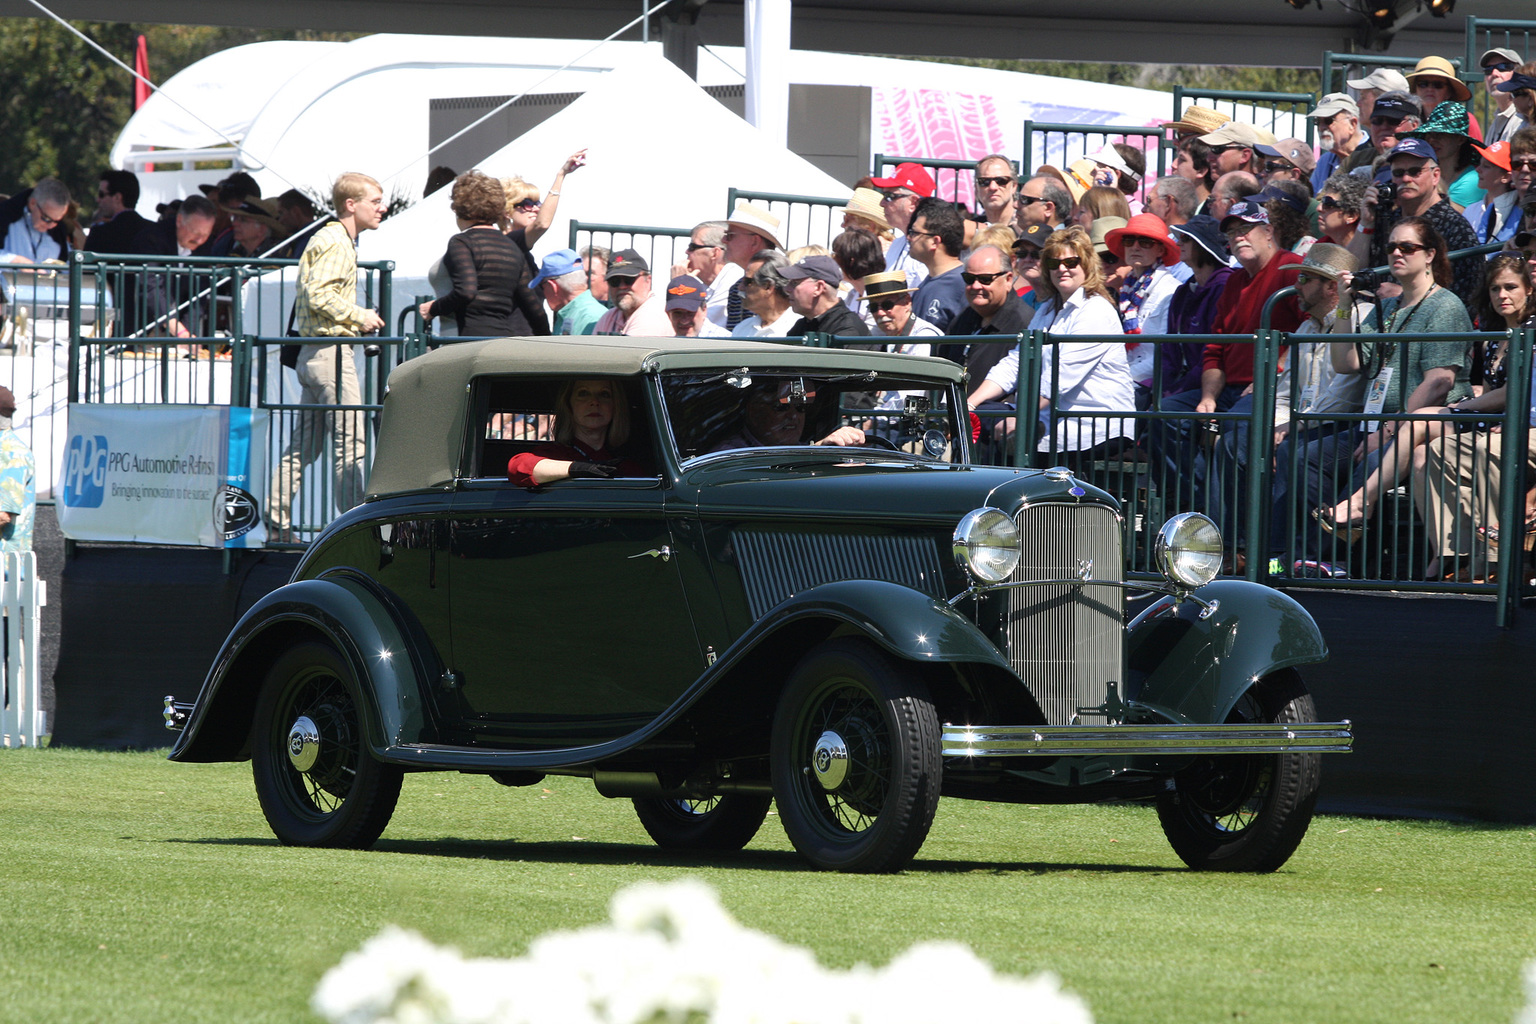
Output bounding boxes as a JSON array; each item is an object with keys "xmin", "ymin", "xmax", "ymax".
[{"xmin": 20, "ymin": 47, "xmax": 1536, "ymax": 574}]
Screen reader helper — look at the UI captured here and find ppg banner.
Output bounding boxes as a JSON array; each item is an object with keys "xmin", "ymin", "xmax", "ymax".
[{"xmin": 57, "ymin": 405, "xmax": 270, "ymax": 548}]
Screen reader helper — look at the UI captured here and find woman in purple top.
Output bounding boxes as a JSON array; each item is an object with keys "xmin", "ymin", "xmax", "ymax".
[{"xmin": 1163, "ymin": 216, "xmax": 1234, "ymax": 401}]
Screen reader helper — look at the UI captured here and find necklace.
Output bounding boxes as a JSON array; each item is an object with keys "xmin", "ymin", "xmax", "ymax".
[{"xmin": 1388, "ymin": 284, "xmax": 1438, "ymax": 334}]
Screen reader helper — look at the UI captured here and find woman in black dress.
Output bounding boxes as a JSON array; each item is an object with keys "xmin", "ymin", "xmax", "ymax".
[{"xmin": 419, "ymin": 171, "xmax": 547, "ymax": 336}]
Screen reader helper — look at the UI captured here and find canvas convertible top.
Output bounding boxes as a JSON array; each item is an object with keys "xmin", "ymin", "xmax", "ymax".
[{"xmin": 366, "ymin": 335, "xmax": 967, "ymax": 497}]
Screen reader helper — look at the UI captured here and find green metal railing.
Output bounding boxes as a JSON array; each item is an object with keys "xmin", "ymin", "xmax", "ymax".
[
  {"xmin": 871, "ymin": 155, "xmax": 1017, "ymax": 209},
  {"xmin": 1171, "ymin": 86, "xmax": 1318, "ymax": 147},
  {"xmin": 567, "ymin": 220, "xmax": 692, "ymax": 292},
  {"xmin": 1019, "ymin": 122, "xmax": 1168, "ymax": 195}
]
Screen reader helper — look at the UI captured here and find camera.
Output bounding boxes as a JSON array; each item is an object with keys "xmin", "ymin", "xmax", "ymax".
[
  {"xmin": 1374, "ymin": 180, "xmax": 1396, "ymax": 207},
  {"xmin": 1350, "ymin": 269, "xmax": 1388, "ymax": 293}
]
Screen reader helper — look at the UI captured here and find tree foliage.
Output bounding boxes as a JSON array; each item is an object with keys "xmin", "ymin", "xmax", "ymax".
[{"xmin": 0, "ymin": 19, "xmax": 356, "ymax": 211}]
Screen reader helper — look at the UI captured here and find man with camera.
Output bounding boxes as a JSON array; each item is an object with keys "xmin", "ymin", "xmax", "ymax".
[{"xmin": 1353, "ymin": 137, "xmax": 1481, "ymax": 307}]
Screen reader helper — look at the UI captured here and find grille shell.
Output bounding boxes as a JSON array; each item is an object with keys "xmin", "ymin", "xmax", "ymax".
[{"xmin": 1007, "ymin": 503, "xmax": 1125, "ymax": 725}]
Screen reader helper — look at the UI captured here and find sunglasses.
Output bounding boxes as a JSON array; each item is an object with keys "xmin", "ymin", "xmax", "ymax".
[
  {"xmin": 961, "ymin": 271, "xmax": 1008, "ymax": 285},
  {"xmin": 1041, "ymin": 256, "xmax": 1084, "ymax": 270},
  {"xmin": 1484, "ymin": 61, "xmax": 1518, "ymax": 74},
  {"xmin": 976, "ymin": 175, "xmax": 1015, "ymax": 187},
  {"xmin": 1120, "ymin": 236, "xmax": 1161, "ymax": 249},
  {"xmin": 1512, "ymin": 158, "xmax": 1536, "ymax": 171},
  {"xmin": 1391, "ymin": 165, "xmax": 1431, "ymax": 178},
  {"xmin": 1370, "ymin": 115, "xmax": 1406, "ymax": 127},
  {"xmin": 513, "ymin": 200, "xmax": 541, "ymax": 211},
  {"xmin": 880, "ymin": 190, "xmax": 916, "ymax": 202},
  {"xmin": 1317, "ymin": 196, "xmax": 1344, "ymax": 210},
  {"xmin": 1264, "ymin": 160, "xmax": 1294, "ymax": 173},
  {"xmin": 1099, "ymin": 253, "xmax": 1121, "ymax": 266},
  {"xmin": 1011, "ymin": 248, "xmax": 1042, "ymax": 262},
  {"xmin": 1415, "ymin": 78, "xmax": 1453, "ymax": 90},
  {"xmin": 869, "ymin": 297, "xmax": 907, "ymax": 312},
  {"xmin": 32, "ymin": 202, "xmax": 62, "ymax": 226},
  {"xmin": 1207, "ymin": 144, "xmax": 1247, "ymax": 155},
  {"xmin": 685, "ymin": 241, "xmax": 720, "ymax": 253},
  {"xmin": 1015, "ymin": 195, "xmax": 1045, "ymax": 207},
  {"xmin": 1387, "ymin": 240, "xmax": 1429, "ymax": 255}
]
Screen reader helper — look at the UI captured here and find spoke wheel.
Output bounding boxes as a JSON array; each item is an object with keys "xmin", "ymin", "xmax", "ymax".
[
  {"xmin": 1156, "ymin": 670, "xmax": 1322, "ymax": 873},
  {"xmin": 251, "ymin": 642, "xmax": 402, "ymax": 848},
  {"xmin": 632, "ymin": 793, "xmax": 772, "ymax": 851},
  {"xmin": 771, "ymin": 638, "xmax": 940, "ymax": 873}
]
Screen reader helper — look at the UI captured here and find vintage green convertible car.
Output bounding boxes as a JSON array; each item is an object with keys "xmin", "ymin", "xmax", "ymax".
[{"xmin": 165, "ymin": 336, "xmax": 1351, "ymax": 873}]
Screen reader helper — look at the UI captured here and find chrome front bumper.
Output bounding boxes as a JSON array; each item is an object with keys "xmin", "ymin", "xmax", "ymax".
[{"xmin": 942, "ymin": 721, "xmax": 1354, "ymax": 757}]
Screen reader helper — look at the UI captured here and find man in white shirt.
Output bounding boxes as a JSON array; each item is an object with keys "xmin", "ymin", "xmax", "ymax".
[
  {"xmin": 871, "ymin": 161, "xmax": 935, "ymax": 288},
  {"xmin": 677, "ymin": 220, "xmax": 742, "ymax": 330},
  {"xmin": 1482, "ymin": 47, "xmax": 1528, "ymax": 145}
]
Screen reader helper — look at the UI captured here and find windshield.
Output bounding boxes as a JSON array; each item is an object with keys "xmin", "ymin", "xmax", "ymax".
[{"xmin": 660, "ymin": 369, "xmax": 965, "ymax": 464}]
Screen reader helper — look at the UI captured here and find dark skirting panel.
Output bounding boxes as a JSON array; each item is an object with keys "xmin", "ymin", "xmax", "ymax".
[{"xmin": 50, "ymin": 547, "xmax": 300, "ymax": 750}]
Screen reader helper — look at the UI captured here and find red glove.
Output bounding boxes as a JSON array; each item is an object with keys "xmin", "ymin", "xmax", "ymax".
[{"xmin": 970, "ymin": 411, "xmax": 982, "ymax": 443}]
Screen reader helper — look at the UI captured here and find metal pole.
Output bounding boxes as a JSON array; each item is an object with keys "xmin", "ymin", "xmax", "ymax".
[{"xmin": 67, "ymin": 252, "xmax": 84, "ymax": 404}]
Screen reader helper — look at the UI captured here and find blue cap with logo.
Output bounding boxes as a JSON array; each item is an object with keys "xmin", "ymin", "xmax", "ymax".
[
  {"xmin": 1386, "ymin": 137, "xmax": 1438, "ymax": 164},
  {"xmin": 529, "ymin": 248, "xmax": 583, "ymax": 290}
]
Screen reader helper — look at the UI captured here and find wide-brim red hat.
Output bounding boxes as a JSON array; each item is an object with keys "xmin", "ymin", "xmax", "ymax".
[{"xmin": 1105, "ymin": 212, "xmax": 1180, "ymax": 266}]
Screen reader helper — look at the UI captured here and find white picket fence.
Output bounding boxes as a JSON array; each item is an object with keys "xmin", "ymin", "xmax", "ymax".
[{"xmin": 1, "ymin": 551, "xmax": 46, "ymax": 747}]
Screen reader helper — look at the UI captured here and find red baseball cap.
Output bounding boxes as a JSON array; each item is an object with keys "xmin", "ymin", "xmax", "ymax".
[
  {"xmin": 870, "ymin": 162, "xmax": 936, "ymax": 197},
  {"xmin": 1474, "ymin": 139, "xmax": 1511, "ymax": 171}
]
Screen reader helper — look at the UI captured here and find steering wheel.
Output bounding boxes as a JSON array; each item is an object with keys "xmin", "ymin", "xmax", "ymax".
[{"xmin": 861, "ymin": 434, "xmax": 900, "ymax": 451}]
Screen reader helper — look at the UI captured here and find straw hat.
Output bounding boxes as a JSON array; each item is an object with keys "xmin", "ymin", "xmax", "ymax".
[
  {"xmin": 835, "ymin": 187, "xmax": 892, "ymax": 232},
  {"xmin": 726, "ymin": 199, "xmax": 784, "ymax": 251},
  {"xmin": 1405, "ymin": 56, "xmax": 1472, "ymax": 104},
  {"xmin": 1284, "ymin": 241, "xmax": 1359, "ymax": 282},
  {"xmin": 862, "ymin": 270, "xmax": 916, "ymax": 299},
  {"xmin": 1166, "ymin": 104, "xmax": 1231, "ymax": 136},
  {"xmin": 221, "ymin": 195, "xmax": 284, "ymax": 234}
]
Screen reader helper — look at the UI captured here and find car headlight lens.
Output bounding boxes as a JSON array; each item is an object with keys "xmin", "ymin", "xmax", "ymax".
[
  {"xmin": 1154, "ymin": 512, "xmax": 1223, "ymax": 589},
  {"xmin": 953, "ymin": 508, "xmax": 1020, "ymax": 584}
]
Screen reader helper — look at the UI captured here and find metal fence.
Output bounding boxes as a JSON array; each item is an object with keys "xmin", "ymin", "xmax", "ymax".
[
  {"xmin": 1170, "ymin": 86, "xmax": 1317, "ymax": 147},
  {"xmin": 66, "ymin": 252, "xmax": 400, "ymax": 547},
  {"xmin": 567, "ymin": 221, "xmax": 693, "ymax": 291},
  {"xmin": 724, "ymin": 188, "xmax": 846, "ymax": 252},
  {"xmin": 1, "ymin": 551, "xmax": 45, "ymax": 746},
  {"xmin": 871, "ymin": 155, "xmax": 1012, "ymax": 213},
  {"xmin": 818, "ymin": 327, "xmax": 1536, "ymax": 627},
  {"xmin": 1019, "ymin": 122, "xmax": 1168, "ymax": 202}
]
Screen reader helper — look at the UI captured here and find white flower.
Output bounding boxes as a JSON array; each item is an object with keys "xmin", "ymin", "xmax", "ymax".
[
  {"xmin": 1517, "ymin": 960, "xmax": 1536, "ymax": 1024},
  {"xmin": 312, "ymin": 880, "xmax": 1095, "ymax": 1024}
]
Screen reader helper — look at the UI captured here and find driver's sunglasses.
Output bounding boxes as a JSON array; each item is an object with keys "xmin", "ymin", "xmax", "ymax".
[
  {"xmin": 1041, "ymin": 256, "xmax": 1083, "ymax": 270},
  {"xmin": 961, "ymin": 271, "xmax": 1008, "ymax": 285}
]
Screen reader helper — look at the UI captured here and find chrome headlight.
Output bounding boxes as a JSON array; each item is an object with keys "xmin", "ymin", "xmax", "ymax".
[
  {"xmin": 1154, "ymin": 512, "xmax": 1223, "ymax": 589},
  {"xmin": 953, "ymin": 508, "xmax": 1020, "ymax": 584}
]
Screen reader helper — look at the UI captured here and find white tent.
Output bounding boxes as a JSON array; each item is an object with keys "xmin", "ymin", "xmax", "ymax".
[{"xmin": 352, "ymin": 53, "xmax": 850, "ymax": 329}]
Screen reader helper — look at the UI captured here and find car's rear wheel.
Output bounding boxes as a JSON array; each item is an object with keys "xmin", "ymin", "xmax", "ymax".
[
  {"xmin": 632, "ymin": 793, "xmax": 772, "ymax": 851},
  {"xmin": 251, "ymin": 641, "xmax": 402, "ymax": 848},
  {"xmin": 1156, "ymin": 670, "xmax": 1322, "ymax": 873},
  {"xmin": 770, "ymin": 637, "xmax": 941, "ymax": 873}
]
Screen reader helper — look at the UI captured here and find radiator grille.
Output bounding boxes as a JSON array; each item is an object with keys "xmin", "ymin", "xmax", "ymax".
[
  {"xmin": 733, "ymin": 529, "xmax": 946, "ymax": 618},
  {"xmin": 1008, "ymin": 503, "xmax": 1125, "ymax": 726}
]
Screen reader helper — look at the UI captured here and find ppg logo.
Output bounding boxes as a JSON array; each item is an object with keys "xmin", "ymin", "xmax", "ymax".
[{"xmin": 63, "ymin": 435, "xmax": 109, "ymax": 507}]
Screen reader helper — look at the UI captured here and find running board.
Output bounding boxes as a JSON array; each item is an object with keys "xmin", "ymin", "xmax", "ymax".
[{"xmin": 942, "ymin": 721, "xmax": 1353, "ymax": 757}]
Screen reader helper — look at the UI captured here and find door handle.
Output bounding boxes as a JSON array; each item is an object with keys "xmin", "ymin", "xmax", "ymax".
[{"xmin": 628, "ymin": 545, "xmax": 672, "ymax": 562}]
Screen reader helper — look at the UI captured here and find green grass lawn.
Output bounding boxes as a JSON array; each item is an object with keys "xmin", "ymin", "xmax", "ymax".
[{"xmin": 1, "ymin": 747, "xmax": 1532, "ymax": 1023}]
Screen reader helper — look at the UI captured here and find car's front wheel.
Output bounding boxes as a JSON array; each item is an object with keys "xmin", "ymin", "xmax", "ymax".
[
  {"xmin": 632, "ymin": 793, "xmax": 772, "ymax": 851},
  {"xmin": 770, "ymin": 637, "xmax": 941, "ymax": 873},
  {"xmin": 251, "ymin": 641, "xmax": 402, "ymax": 848},
  {"xmin": 1156, "ymin": 670, "xmax": 1322, "ymax": 873}
]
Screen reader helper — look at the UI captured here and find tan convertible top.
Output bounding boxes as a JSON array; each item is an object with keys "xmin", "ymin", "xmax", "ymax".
[{"xmin": 365, "ymin": 335, "xmax": 966, "ymax": 497}]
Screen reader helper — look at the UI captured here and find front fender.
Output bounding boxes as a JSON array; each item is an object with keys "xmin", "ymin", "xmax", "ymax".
[
  {"xmin": 1126, "ymin": 580, "xmax": 1328, "ymax": 725},
  {"xmin": 167, "ymin": 571, "xmax": 438, "ymax": 763}
]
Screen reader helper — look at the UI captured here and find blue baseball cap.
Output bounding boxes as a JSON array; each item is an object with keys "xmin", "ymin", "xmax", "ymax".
[
  {"xmin": 1385, "ymin": 137, "xmax": 1438, "ymax": 164},
  {"xmin": 1243, "ymin": 184, "xmax": 1308, "ymax": 215},
  {"xmin": 529, "ymin": 248, "xmax": 583, "ymax": 290}
]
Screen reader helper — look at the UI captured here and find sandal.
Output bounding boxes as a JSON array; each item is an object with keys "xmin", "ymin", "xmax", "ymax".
[
  {"xmin": 1478, "ymin": 510, "xmax": 1536, "ymax": 555},
  {"xmin": 1312, "ymin": 507, "xmax": 1365, "ymax": 544}
]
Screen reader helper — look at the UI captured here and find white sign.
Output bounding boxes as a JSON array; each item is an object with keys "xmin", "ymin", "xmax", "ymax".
[{"xmin": 57, "ymin": 405, "xmax": 269, "ymax": 548}]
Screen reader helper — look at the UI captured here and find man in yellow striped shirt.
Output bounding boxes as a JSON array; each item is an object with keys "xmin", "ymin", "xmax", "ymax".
[{"xmin": 267, "ymin": 172, "xmax": 386, "ymax": 542}]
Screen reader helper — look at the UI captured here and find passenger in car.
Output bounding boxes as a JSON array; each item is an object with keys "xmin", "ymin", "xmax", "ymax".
[
  {"xmin": 712, "ymin": 380, "xmax": 867, "ymax": 450},
  {"xmin": 506, "ymin": 378, "xmax": 650, "ymax": 486}
]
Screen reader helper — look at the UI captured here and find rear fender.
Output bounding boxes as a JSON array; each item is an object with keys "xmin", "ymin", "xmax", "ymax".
[
  {"xmin": 167, "ymin": 572, "xmax": 438, "ymax": 763},
  {"xmin": 1126, "ymin": 580, "xmax": 1327, "ymax": 725}
]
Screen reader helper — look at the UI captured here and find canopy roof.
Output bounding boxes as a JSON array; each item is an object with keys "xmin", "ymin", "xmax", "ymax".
[{"xmin": 369, "ymin": 333, "xmax": 962, "ymax": 497}]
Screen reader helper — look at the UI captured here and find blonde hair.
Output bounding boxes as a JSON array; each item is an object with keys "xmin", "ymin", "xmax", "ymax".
[
  {"xmin": 1035, "ymin": 226, "xmax": 1113, "ymax": 307},
  {"xmin": 332, "ymin": 172, "xmax": 381, "ymax": 211},
  {"xmin": 553, "ymin": 378, "xmax": 630, "ymax": 448},
  {"xmin": 972, "ymin": 224, "xmax": 1018, "ymax": 252},
  {"xmin": 501, "ymin": 176, "xmax": 541, "ymax": 212},
  {"xmin": 786, "ymin": 244, "xmax": 831, "ymax": 262}
]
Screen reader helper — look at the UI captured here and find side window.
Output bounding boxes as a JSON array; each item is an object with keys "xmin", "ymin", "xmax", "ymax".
[{"xmin": 469, "ymin": 376, "xmax": 654, "ymax": 479}]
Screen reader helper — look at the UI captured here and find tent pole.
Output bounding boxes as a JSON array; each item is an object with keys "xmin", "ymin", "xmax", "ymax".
[{"xmin": 744, "ymin": 0, "xmax": 791, "ymax": 145}]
